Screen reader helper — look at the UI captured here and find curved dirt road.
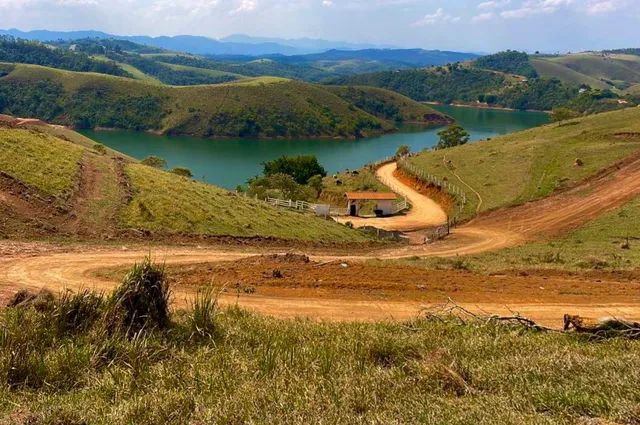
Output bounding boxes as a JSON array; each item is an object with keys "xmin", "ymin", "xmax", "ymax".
[
  {"xmin": 4, "ymin": 154, "xmax": 640, "ymax": 325},
  {"xmin": 336, "ymin": 162, "xmax": 448, "ymax": 232},
  {"xmin": 1, "ymin": 246, "xmax": 639, "ymax": 327}
]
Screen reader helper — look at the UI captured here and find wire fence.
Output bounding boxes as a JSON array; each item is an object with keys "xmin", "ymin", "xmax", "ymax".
[{"xmin": 397, "ymin": 159, "xmax": 468, "ymax": 221}]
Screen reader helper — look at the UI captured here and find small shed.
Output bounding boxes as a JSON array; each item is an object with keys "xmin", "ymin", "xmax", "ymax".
[{"xmin": 345, "ymin": 192, "xmax": 397, "ymax": 217}]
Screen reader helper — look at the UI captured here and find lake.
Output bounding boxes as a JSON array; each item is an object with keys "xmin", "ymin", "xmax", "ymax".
[{"xmin": 81, "ymin": 105, "xmax": 549, "ymax": 189}]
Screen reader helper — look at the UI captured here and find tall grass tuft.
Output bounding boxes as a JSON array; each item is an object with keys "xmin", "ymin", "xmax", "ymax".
[
  {"xmin": 187, "ymin": 287, "xmax": 218, "ymax": 340},
  {"xmin": 106, "ymin": 257, "xmax": 170, "ymax": 335},
  {"xmin": 53, "ymin": 289, "xmax": 104, "ymax": 335}
]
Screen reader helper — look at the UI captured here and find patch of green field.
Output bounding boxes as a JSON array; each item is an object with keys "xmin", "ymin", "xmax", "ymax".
[
  {"xmin": 531, "ymin": 58, "xmax": 609, "ymax": 90},
  {"xmin": 0, "ymin": 128, "xmax": 83, "ymax": 198},
  {"xmin": 164, "ymin": 63, "xmax": 245, "ymax": 80},
  {"xmin": 1, "ymin": 301, "xmax": 639, "ymax": 424},
  {"xmin": 122, "ymin": 163, "xmax": 372, "ymax": 242},
  {"xmin": 546, "ymin": 54, "xmax": 640, "ymax": 85},
  {"xmin": 407, "ymin": 108, "xmax": 640, "ymax": 218}
]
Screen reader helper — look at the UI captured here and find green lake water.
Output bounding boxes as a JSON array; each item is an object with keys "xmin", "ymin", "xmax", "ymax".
[{"xmin": 81, "ymin": 104, "xmax": 549, "ymax": 189}]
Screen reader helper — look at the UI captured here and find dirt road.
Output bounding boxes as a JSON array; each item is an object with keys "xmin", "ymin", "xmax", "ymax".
[
  {"xmin": 1, "ymin": 246, "xmax": 639, "ymax": 327},
  {"xmin": 3, "ymin": 154, "xmax": 640, "ymax": 325},
  {"xmin": 336, "ymin": 162, "xmax": 448, "ymax": 232}
]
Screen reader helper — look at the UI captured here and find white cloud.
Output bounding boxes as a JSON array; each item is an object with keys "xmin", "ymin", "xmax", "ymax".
[
  {"xmin": 586, "ymin": 0, "xmax": 627, "ymax": 14},
  {"xmin": 321, "ymin": 0, "xmax": 333, "ymax": 6},
  {"xmin": 229, "ymin": 0, "xmax": 257, "ymax": 14},
  {"xmin": 478, "ymin": 0, "xmax": 510, "ymax": 9},
  {"xmin": 412, "ymin": 7, "xmax": 460, "ymax": 26},
  {"xmin": 472, "ymin": 11, "xmax": 495, "ymax": 20},
  {"xmin": 500, "ymin": 0, "xmax": 573, "ymax": 18}
]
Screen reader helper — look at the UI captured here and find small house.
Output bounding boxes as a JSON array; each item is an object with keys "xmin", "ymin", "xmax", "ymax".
[{"xmin": 344, "ymin": 192, "xmax": 397, "ymax": 217}]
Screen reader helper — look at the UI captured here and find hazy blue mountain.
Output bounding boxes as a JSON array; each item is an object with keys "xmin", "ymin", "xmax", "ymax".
[
  {"xmin": 280, "ymin": 49, "xmax": 480, "ymax": 67},
  {"xmin": 220, "ymin": 34, "xmax": 392, "ymax": 52},
  {"xmin": 0, "ymin": 28, "xmax": 112, "ymax": 41},
  {"xmin": 0, "ymin": 29, "xmax": 307, "ymax": 55}
]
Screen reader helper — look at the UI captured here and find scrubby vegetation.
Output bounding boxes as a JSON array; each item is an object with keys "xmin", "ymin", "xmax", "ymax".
[{"xmin": 1, "ymin": 266, "xmax": 639, "ymax": 424}]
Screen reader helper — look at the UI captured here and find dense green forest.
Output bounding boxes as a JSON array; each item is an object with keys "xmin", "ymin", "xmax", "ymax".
[
  {"xmin": 0, "ymin": 37, "xmax": 129, "ymax": 77},
  {"xmin": 474, "ymin": 50, "xmax": 539, "ymax": 79}
]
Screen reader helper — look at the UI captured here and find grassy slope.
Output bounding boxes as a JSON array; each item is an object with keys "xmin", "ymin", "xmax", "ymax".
[
  {"xmin": 164, "ymin": 63, "xmax": 246, "ymax": 79},
  {"xmin": 533, "ymin": 54, "xmax": 640, "ymax": 88},
  {"xmin": 407, "ymin": 107, "xmax": 640, "ymax": 218},
  {"xmin": 531, "ymin": 57, "xmax": 609, "ymax": 90},
  {"xmin": 0, "ymin": 64, "xmax": 395, "ymax": 138},
  {"xmin": 0, "ymin": 127, "xmax": 83, "ymax": 199},
  {"xmin": 121, "ymin": 163, "xmax": 371, "ymax": 242},
  {"xmin": 0, "ymin": 126, "xmax": 371, "ymax": 242},
  {"xmin": 2, "ymin": 305, "xmax": 639, "ymax": 424}
]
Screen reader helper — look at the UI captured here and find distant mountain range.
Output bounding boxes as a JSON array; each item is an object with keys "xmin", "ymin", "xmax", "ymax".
[{"xmin": 0, "ymin": 29, "xmax": 476, "ymax": 63}]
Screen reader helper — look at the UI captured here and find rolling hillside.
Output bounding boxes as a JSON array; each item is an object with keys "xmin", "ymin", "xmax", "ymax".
[
  {"xmin": 333, "ymin": 51, "xmax": 638, "ymax": 113},
  {"xmin": 405, "ymin": 107, "xmax": 640, "ymax": 218},
  {"xmin": 0, "ymin": 121, "xmax": 373, "ymax": 242},
  {"xmin": 0, "ymin": 63, "xmax": 449, "ymax": 139},
  {"xmin": 531, "ymin": 53, "xmax": 640, "ymax": 92}
]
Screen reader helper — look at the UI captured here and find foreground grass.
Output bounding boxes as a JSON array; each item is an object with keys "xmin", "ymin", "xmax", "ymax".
[
  {"xmin": 1, "ymin": 299, "xmax": 639, "ymax": 424},
  {"xmin": 122, "ymin": 163, "xmax": 372, "ymax": 242},
  {"xmin": 0, "ymin": 128, "xmax": 83, "ymax": 198},
  {"xmin": 407, "ymin": 108, "xmax": 640, "ymax": 219}
]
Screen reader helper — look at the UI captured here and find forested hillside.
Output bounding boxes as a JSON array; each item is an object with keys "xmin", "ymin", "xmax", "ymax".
[
  {"xmin": 0, "ymin": 36, "xmax": 128, "ymax": 77},
  {"xmin": 0, "ymin": 63, "xmax": 448, "ymax": 138},
  {"xmin": 333, "ymin": 51, "xmax": 637, "ymax": 113}
]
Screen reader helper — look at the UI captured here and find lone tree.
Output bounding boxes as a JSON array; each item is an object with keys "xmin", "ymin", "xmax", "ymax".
[
  {"xmin": 263, "ymin": 155, "xmax": 327, "ymax": 185},
  {"xmin": 395, "ymin": 144, "xmax": 410, "ymax": 159},
  {"xmin": 436, "ymin": 125, "xmax": 470, "ymax": 150},
  {"xmin": 141, "ymin": 156, "xmax": 167, "ymax": 169},
  {"xmin": 550, "ymin": 107, "xmax": 580, "ymax": 122}
]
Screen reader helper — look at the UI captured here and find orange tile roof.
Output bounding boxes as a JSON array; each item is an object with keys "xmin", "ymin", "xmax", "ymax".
[{"xmin": 345, "ymin": 192, "xmax": 397, "ymax": 201}]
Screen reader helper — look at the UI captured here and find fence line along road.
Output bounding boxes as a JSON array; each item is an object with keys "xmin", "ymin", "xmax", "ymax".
[{"xmin": 397, "ymin": 159, "xmax": 468, "ymax": 220}]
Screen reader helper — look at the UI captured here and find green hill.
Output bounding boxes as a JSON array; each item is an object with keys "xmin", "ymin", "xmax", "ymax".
[
  {"xmin": 0, "ymin": 122, "xmax": 372, "ymax": 243},
  {"xmin": 405, "ymin": 107, "xmax": 640, "ymax": 219},
  {"xmin": 332, "ymin": 51, "xmax": 639, "ymax": 113},
  {"xmin": 325, "ymin": 85, "xmax": 453, "ymax": 125},
  {"xmin": 0, "ymin": 63, "xmax": 447, "ymax": 139},
  {"xmin": 532, "ymin": 53, "xmax": 640, "ymax": 91}
]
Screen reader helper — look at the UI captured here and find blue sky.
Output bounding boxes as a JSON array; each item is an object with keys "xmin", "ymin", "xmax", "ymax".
[{"xmin": 1, "ymin": 0, "xmax": 638, "ymax": 52}]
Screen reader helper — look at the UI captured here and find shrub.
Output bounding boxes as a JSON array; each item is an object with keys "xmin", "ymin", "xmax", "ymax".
[
  {"xmin": 263, "ymin": 155, "xmax": 327, "ymax": 185},
  {"xmin": 170, "ymin": 167, "xmax": 193, "ymax": 178},
  {"xmin": 141, "ymin": 155, "xmax": 167, "ymax": 169},
  {"xmin": 106, "ymin": 257, "xmax": 170, "ymax": 334},
  {"xmin": 93, "ymin": 143, "xmax": 107, "ymax": 155}
]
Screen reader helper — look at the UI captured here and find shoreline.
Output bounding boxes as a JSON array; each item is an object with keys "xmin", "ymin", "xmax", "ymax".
[{"xmin": 425, "ymin": 101, "xmax": 550, "ymax": 114}]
